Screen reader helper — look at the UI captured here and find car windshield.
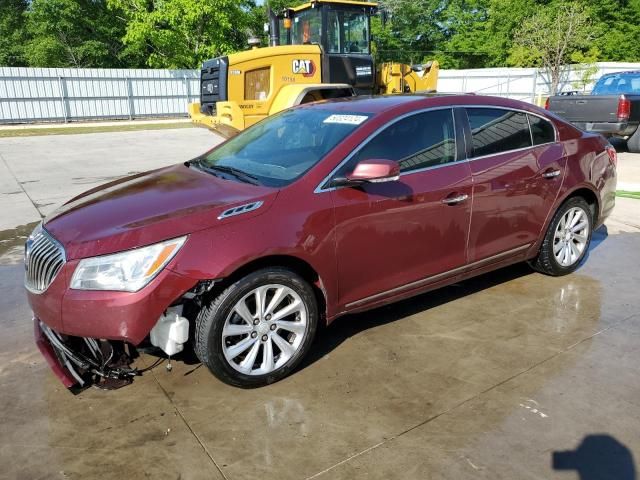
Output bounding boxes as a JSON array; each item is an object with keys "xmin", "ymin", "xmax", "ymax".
[
  {"xmin": 197, "ymin": 108, "xmax": 371, "ymax": 187},
  {"xmin": 591, "ymin": 73, "xmax": 640, "ymax": 95}
]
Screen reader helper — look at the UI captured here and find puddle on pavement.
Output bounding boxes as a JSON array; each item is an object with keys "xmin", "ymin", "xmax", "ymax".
[{"xmin": 0, "ymin": 221, "xmax": 40, "ymax": 263}]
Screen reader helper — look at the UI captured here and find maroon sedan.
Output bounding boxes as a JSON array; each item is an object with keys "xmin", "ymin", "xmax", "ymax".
[{"xmin": 26, "ymin": 94, "xmax": 617, "ymax": 389}]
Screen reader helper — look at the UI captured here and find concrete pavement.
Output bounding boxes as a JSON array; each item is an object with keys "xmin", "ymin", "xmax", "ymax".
[
  {"xmin": 0, "ymin": 129, "xmax": 639, "ymax": 480},
  {"xmin": 0, "ymin": 127, "xmax": 218, "ymax": 230}
]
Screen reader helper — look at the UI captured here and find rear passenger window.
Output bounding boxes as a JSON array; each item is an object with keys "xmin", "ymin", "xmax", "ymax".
[
  {"xmin": 528, "ymin": 115, "xmax": 555, "ymax": 145},
  {"xmin": 346, "ymin": 109, "xmax": 456, "ymax": 173},
  {"xmin": 466, "ymin": 108, "xmax": 531, "ymax": 157}
]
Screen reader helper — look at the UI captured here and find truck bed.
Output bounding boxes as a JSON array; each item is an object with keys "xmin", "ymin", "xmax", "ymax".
[{"xmin": 547, "ymin": 94, "xmax": 640, "ymax": 137}]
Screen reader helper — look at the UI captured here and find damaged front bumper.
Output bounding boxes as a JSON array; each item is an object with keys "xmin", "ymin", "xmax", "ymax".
[{"xmin": 34, "ymin": 318, "xmax": 139, "ymax": 390}]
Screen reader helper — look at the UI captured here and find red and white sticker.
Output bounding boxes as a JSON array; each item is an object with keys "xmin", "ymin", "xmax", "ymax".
[{"xmin": 323, "ymin": 114, "xmax": 369, "ymax": 125}]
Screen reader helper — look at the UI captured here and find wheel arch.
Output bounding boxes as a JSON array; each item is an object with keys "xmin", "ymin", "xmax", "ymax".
[
  {"xmin": 562, "ymin": 185, "xmax": 600, "ymax": 226},
  {"xmin": 527, "ymin": 183, "xmax": 601, "ymax": 260},
  {"xmin": 213, "ymin": 254, "xmax": 329, "ymax": 324}
]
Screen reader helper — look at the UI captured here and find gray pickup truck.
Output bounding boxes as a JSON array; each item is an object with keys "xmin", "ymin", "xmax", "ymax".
[{"xmin": 546, "ymin": 71, "xmax": 640, "ymax": 152}]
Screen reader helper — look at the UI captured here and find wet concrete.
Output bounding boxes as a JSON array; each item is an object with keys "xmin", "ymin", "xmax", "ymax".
[
  {"xmin": 1, "ymin": 216, "xmax": 639, "ymax": 479},
  {"xmin": 0, "ymin": 221, "xmax": 40, "ymax": 261}
]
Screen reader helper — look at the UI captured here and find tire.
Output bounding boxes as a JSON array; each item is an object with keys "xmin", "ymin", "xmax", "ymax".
[
  {"xmin": 530, "ymin": 197, "xmax": 593, "ymax": 276},
  {"xmin": 627, "ymin": 128, "xmax": 640, "ymax": 153},
  {"xmin": 194, "ymin": 267, "xmax": 318, "ymax": 388}
]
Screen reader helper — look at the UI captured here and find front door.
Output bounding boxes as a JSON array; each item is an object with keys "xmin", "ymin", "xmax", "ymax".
[{"xmin": 327, "ymin": 109, "xmax": 473, "ymax": 309}]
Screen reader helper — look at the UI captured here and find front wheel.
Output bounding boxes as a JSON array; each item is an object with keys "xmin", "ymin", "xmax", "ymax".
[
  {"xmin": 194, "ymin": 268, "xmax": 318, "ymax": 388},
  {"xmin": 530, "ymin": 197, "xmax": 593, "ymax": 276}
]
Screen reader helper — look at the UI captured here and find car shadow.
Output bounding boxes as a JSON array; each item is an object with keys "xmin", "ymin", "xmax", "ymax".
[
  {"xmin": 580, "ymin": 224, "xmax": 608, "ymax": 266},
  {"xmin": 299, "ymin": 225, "xmax": 609, "ymax": 373},
  {"xmin": 299, "ymin": 261, "xmax": 533, "ymax": 372},
  {"xmin": 609, "ymin": 137, "xmax": 629, "ymax": 152}
]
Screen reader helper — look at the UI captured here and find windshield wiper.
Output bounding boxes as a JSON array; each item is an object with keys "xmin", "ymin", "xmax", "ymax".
[{"xmin": 187, "ymin": 160, "xmax": 261, "ymax": 186}]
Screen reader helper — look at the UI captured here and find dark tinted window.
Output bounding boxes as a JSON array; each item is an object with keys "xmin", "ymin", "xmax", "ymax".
[
  {"xmin": 528, "ymin": 114, "xmax": 555, "ymax": 145},
  {"xmin": 466, "ymin": 108, "xmax": 532, "ymax": 157},
  {"xmin": 341, "ymin": 109, "xmax": 456, "ymax": 175}
]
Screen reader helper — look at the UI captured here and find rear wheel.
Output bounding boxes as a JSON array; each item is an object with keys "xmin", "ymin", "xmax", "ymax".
[
  {"xmin": 627, "ymin": 128, "xmax": 640, "ymax": 153},
  {"xmin": 530, "ymin": 197, "xmax": 593, "ymax": 276},
  {"xmin": 194, "ymin": 268, "xmax": 318, "ymax": 387}
]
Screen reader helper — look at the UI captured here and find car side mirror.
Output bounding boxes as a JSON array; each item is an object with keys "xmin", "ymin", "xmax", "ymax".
[{"xmin": 332, "ymin": 159, "xmax": 400, "ymax": 187}]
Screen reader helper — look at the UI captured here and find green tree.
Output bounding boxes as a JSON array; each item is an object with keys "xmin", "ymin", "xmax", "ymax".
[
  {"xmin": 511, "ymin": 2, "xmax": 594, "ymax": 94},
  {"xmin": 0, "ymin": 0, "xmax": 28, "ymax": 66},
  {"xmin": 589, "ymin": 0, "xmax": 640, "ymax": 62},
  {"xmin": 108, "ymin": 0, "xmax": 260, "ymax": 69},
  {"xmin": 25, "ymin": 0, "xmax": 140, "ymax": 68},
  {"xmin": 374, "ymin": 0, "xmax": 447, "ymax": 64}
]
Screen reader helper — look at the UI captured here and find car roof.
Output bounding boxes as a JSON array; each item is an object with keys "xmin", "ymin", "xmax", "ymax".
[
  {"xmin": 304, "ymin": 93, "xmax": 545, "ymax": 116},
  {"xmin": 600, "ymin": 71, "xmax": 640, "ymax": 77}
]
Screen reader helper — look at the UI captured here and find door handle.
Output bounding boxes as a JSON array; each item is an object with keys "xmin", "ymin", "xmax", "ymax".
[
  {"xmin": 542, "ymin": 169, "xmax": 561, "ymax": 179},
  {"xmin": 441, "ymin": 193, "xmax": 469, "ymax": 205}
]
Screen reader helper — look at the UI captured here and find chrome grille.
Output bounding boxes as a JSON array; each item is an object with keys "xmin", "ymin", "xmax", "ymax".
[{"xmin": 25, "ymin": 229, "xmax": 65, "ymax": 293}]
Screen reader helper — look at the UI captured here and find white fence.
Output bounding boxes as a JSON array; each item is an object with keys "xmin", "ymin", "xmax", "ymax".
[
  {"xmin": 0, "ymin": 67, "xmax": 199, "ymax": 124},
  {"xmin": 2, "ymin": 62, "xmax": 640, "ymax": 124},
  {"xmin": 438, "ymin": 62, "xmax": 640, "ymax": 104}
]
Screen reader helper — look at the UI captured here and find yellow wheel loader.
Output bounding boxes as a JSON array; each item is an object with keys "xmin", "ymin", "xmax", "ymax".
[{"xmin": 188, "ymin": 0, "xmax": 439, "ymax": 137}]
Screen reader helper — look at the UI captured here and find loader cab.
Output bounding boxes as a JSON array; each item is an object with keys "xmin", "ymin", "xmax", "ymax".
[{"xmin": 276, "ymin": 1, "xmax": 377, "ymax": 93}]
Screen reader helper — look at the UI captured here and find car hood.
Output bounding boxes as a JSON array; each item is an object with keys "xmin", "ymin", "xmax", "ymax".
[{"xmin": 44, "ymin": 164, "xmax": 277, "ymax": 259}]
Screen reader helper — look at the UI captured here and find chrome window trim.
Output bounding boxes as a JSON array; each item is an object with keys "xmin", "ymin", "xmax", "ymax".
[
  {"xmin": 314, "ymin": 103, "xmax": 558, "ymax": 194},
  {"xmin": 463, "ymin": 141, "xmax": 556, "ymax": 163}
]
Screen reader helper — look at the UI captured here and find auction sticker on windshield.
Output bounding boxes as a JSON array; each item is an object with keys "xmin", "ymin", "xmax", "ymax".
[{"xmin": 323, "ymin": 114, "xmax": 369, "ymax": 125}]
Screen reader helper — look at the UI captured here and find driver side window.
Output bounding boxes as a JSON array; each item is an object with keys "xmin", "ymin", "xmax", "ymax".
[{"xmin": 335, "ymin": 109, "xmax": 456, "ymax": 177}]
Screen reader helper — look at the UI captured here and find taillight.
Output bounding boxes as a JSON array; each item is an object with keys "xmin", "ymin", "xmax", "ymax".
[
  {"xmin": 544, "ymin": 97, "xmax": 550, "ymax": 110},
  {"xmin": 606, "ymin": 144, "xmax": 617, "ymax": 167},
  {"xmin": 617, "ymin": 95, "xmax": 631, "ymax": 122}
]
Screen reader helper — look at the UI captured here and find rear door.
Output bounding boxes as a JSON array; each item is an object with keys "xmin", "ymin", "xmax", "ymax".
[
  {"xmin": 463, "ymin": 108, "xmax": 565, "ymax": 263},
  {"xmin": 326, "ymin": 108, "xmax": 473, "ymax": 308}
]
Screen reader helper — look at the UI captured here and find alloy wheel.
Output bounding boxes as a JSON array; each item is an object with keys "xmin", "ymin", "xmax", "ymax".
[
  {"xmin": 553, "ymin": 206, "xmax": 590, "ymax": 267},
  {"xmin": 222, "ymin": 284, "xmax": 308, "ymax": 375}
]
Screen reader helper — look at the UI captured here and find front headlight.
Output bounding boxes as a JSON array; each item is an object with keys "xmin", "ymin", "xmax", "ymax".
[{"xmin": 70, "ymin": 236, "xmax": 187, "ymax": 292}]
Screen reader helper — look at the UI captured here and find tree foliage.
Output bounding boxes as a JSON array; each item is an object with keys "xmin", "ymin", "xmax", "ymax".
[
  {"xmin": 511, "ymin": 2, "xmax": 593, "ymax": 94},
  {"xmin": 0, "ymin": 0, "xmax": 28, "ymax": 66},
  {"xmin": 24, "ymin": 0, "xmax": 141, "ymax": 68},
  {"xmin": 1, "ymin": 0, "xmax": 640, "ymax": 69},
  {"xmin": 107, "ymin": 0, "xmax": 259, "ymax": 69}
]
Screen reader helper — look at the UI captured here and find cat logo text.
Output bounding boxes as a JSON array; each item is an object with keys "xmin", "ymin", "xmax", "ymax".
[{"xmin": 292, "ymin": 59, "xmax": 316, "ymax": 77}]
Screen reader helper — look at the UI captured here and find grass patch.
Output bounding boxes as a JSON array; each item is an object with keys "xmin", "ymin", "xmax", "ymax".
[
  {"xmin": 616, "ymin": 190, "xmax": 640, "ymax": 200},
  {"xmin": 0, "ymin": 121, "xmax": 194, "ymax": 138}
]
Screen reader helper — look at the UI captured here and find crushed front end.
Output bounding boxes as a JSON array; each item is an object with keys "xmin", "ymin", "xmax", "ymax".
[
  {"xmin": 25, "ymin": 224, "xmax": 200, "ymax": 391},
  {"xmin": 34, "ymin": 319, "xmax": 138, "ymax": 390}
]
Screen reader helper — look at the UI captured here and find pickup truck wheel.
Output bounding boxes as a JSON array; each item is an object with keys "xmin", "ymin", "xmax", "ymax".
[
  {"xmin": 627, "ymin": 128, "xmax": 640, "ymax": 153},
  {"xmin": 194, "ymin": 268, "xmax": 318, "ymax": 388},
  {"xmin": 530, "ymin": 197, "xmax": 593, "ymax": 276}
]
